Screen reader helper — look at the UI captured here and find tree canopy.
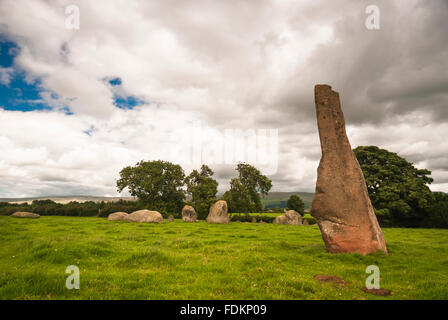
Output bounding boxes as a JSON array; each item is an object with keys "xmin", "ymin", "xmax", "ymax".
[
  {"xmin": 223, "ymin": 178, "xmax": 251, "ymax": 213},
  {"xmin": 354, "ymin": 146, "xmax": 434, "ymax": 227},
  {"xmin": 286, "ymin": 194, "xmax": 305, "ymax": 215},
  {"xmin": 116, "ymin": 160, "xmax": 186, "ymax": 214},
  {"xmin": 223, "ymin": 163, "xmax": 272, "ymax": 213},
  {"xmin": 424, "ymin": 192, "xmax": 448, "ymax": 228},
  {"xmin": 185, "ymin": 165, "xmax": 218, "ymax": 219}
]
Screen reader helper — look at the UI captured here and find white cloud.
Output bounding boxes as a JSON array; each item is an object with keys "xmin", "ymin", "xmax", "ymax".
[
  {"xmin": 0, "ymin": 0, "xmax": 447, "ymax": 197},
  {"xmin": 0, "ymin": 67, "xmax": 14, "ymax": 85}
]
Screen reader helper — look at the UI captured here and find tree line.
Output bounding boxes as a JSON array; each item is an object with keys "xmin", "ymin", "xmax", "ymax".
[
  {"xmin": 0, "ymin": 199, "xmax": 143, "ymax": 218},
  {"xmin": 0, "ymin": 146, "xmax": 447, "ymax": 228},
  {"xmin": 116, "ymin": 161, "xmax": 273, "ymax": 219}
]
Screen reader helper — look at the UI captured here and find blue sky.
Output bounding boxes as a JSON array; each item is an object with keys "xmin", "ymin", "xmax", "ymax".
[
  {"xmin": 0, "ymin": 40, "xmax": 52, "ymax": 112},
  {"xmin": 0, "ymin": 40, "xmax": 144, "ymax": 113}
]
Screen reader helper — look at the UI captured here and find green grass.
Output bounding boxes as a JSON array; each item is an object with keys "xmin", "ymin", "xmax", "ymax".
[
  {"xmin": 231, "ymin": 213, "xmax": 314, "ymax": 218},
  {"xmin": 0, "ymin": 216, "xmax": 447, "ymax": 300}
]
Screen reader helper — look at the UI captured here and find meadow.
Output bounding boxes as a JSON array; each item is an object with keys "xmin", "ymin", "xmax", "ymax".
[{"xmin": 0, "ymin": 216, "xmax": 447, "ymax": 300}]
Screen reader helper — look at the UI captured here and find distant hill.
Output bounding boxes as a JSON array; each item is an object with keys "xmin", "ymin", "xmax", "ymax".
[
  {"xmin": 262, "ymin": 192, "xmax": 314, "ymax": 210},
  {"xmin": 0, "ymin": 195, "xmax": 135, "ymax": 204},
  {"xmin": 0, "ymin": 192, "xmax": 315, "ymax": 209}
]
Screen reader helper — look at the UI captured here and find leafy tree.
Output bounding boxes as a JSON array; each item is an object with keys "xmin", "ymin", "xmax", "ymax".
[
  {"xmin": 223, "ymin": 163, "xmax": 272, "ymax": 213},
  {"xmin": 185, "ymin": 165, "xmax": 218, "ymax": 219},
  {"xmin": 354, "ymin": 146, "xmax": 434, "ymax": 227},
  {"xmin": 116, "ymin": 160, "xmax": 186, "ymax": 214},
  {"xmin": 222, "ymin": 178, "xmax": 251, "ymax": 213},
  {"xmin": 424, "ymin": 192, "xmax": 448, "ymax": 228},
  {"xmin": 286, "ymin": 194, "xmax": 305, "ymax": 215}
]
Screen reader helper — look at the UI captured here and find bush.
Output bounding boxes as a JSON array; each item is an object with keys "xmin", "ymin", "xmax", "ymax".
[
  {"xmin": 0, "ymin": 199, "xmax": 143, "ymax": 217},
  {"xmin": 230, "ymin": 214, "xmax": 276, "ymax": 223},
  {"xmin": 421, "ymin": 192, "xmax": 448, "ymax": 228},
  {"xmin": 303, "ymin": 216, "xmax": 317, "ymax": 225},
  {"xmin": 286, "ymin": 195, "xmax": 305, "ymax": 215}
]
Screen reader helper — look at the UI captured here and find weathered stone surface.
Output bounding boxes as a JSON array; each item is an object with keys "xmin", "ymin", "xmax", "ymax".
[
  {"xmin": 273, "ymin": 215, "xmax": 288, "ymax": 224},
  {"xmin": 310, "ymin": 85, "xmax": 387, "ymax": 254},
  {"xmin": 285, "ymin": 210, "xmax": 302, "ymax": 225},
  {"xmin": 168, "ymin": 215, "xmax": 174, "ymax": 222},
  {"xmin": 251, "ymin": 217, "xmax": 257, "ymax": 223},
  {"xmin": 206, "ymin": 200, "xmax": 229, "ymax": 224},
  {"xmin": 273, "ymin": 210, "xmax": 302, "ymax": 225},
  {"xmin": 107, "ymin": 212, "xmax": 128, "ymax": 221},
  {"xmin": 11, "ymin": 211, "xmax": 40, "ymax": 219},
  {"xmin": 182, "ymin": 205, "xmax": 197, "ymax": 222},
  {"xmin": 124, "ymin": 209, "xmax": 163, "ymax": 223}
]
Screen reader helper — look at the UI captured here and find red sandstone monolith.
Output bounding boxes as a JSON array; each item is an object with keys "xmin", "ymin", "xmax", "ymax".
[{"xmin": 311, "ymin": 84, "xmax": 387, "ymax": 254}]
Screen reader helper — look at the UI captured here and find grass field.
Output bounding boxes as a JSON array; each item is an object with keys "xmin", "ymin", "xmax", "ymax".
[
  {"xmin": 231, "ymin": 213, "xmax": 314, "ymax": 218},
  {"xmin": 1, "ymin": 216, "xmax": 447, "ymax": 300}
]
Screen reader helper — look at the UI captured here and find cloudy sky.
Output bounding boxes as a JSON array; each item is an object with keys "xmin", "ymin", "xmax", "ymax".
[{"xmin": 0, "ymin": 0, "xmax": 447, "ymax": 197}]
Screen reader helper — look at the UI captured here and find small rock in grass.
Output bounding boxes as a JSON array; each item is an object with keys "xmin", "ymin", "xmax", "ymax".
[
  {"xmin": 314, "ymin": 275, "xmax": 345, "ymax": 285},
  {"xmin": 107, "ymin": 212, "xmax": 128, "ymax": 221},
  {"xmin": 11, "ymin": 212, "xmax": 40, "ymax": 219},
  {"xmin": 362, "ymin": 288, "xmax": 391, "ymax": 296}
]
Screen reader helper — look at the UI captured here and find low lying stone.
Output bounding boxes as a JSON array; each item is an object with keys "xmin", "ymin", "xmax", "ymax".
[
  {"xmin": 11, "ymin": 211, "xmax": 40, "ymax": 219},
  {"xmin": 273, "ymin": 210, "xmax": 302, "ymax": 225},
  {"xmin": 314, "ymin": 275, "xmax": 345, "ymax": 286},
  {"xmin": 124, "ymin": 209, "xmax": 163, "ymax": 223},
  {"xmin": 107, "ymin": 212, "xmax": 128, "ymax": 221},
  {"xmin": 273, "ymin": 215, "xmax": 288, "ymax": 224},
  {"xmin": 168, "ymin": 215, "xmax": 174, "ymax": 222}
]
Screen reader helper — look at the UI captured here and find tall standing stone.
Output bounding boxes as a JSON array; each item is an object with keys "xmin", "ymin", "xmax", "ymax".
[{"xmin": 311, "ymin": 84, "xmax": 387, "ymax": 254}]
